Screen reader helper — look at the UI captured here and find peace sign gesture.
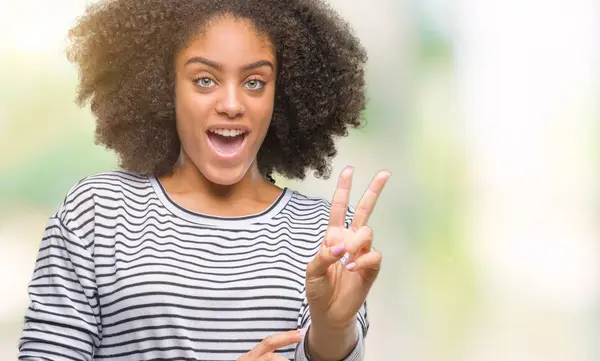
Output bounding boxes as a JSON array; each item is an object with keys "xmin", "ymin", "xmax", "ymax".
[{"xmin": 305, "ymin": 166, "xmax": 390, "ymax": 332}]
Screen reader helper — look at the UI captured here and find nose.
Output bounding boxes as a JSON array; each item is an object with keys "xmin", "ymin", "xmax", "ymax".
[{"xmin": 215, "ymin": 84, "xmax": 245, "ymax": 118}]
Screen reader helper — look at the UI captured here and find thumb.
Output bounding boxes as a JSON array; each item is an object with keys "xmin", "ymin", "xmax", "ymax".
[{"xmin": 306, "ymin": 242, "xmax": 347, "ymax": 278}]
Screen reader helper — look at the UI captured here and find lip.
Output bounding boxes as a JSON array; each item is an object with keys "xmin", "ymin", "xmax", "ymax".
[{"xmin": 205, "ymin": 128, "xmax": 249, "ymax": 163}]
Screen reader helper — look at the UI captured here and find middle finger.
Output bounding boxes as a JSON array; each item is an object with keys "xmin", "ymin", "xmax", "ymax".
[{"xmin": 349, "ymin": 170, "xmax": 390, "ymax": 231}]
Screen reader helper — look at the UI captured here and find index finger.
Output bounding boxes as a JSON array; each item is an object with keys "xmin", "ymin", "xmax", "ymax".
[
  {"xmin": 350, "ymin": 170, "xmax": 391, "ymax": 230},
  {"xmin": 328, "ymin": 166, "xmax": 354, "ymax": 228},
  {"xmin": 246, "ymin": 330, "xmax": 303, "ymax": 358}
]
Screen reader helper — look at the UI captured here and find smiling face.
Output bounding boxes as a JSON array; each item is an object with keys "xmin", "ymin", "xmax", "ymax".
[{"xmin": 173, "ymin": 15, "xmax": 277, "ymax": 186}]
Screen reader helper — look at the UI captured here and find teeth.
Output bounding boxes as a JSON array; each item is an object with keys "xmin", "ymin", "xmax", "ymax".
[{"xmin": 209, "ymin": 128, "xmax": 246, "ymax": 137}]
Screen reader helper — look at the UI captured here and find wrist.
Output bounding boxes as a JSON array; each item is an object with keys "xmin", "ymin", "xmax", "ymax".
[
  {"xmin": 309, "ymin": 317, "xmax": 357, "ymax": 338},
  {"xmin": 307, "ymin": 319, "xmax": 359, "ymax": 361}
]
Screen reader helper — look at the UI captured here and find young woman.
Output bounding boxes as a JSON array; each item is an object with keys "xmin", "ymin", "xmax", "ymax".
[{"xmin": 18, "ymin": 0, "xmax": 390, "ymax": 360}]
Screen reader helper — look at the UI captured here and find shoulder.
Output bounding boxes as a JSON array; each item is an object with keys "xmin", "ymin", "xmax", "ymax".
[
  {"xmin": 286, "ymin": 188, "xmax": 355, "ymax": 228},
  {"xmin": 68, "ymin": 170, "xmax": 151, "ymax": 194},
  {"xmin": 54, "ymin": 171, "xmax": 152, "ymax": 239},
  {"xmin": 58, "ymin": 171, "xmax": 150, "ymax": 213}
]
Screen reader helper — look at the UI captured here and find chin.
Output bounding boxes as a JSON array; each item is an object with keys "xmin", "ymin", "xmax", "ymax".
[{"xmin": 200, "ymin": 162, "xmax": 251, "ymax": 186}]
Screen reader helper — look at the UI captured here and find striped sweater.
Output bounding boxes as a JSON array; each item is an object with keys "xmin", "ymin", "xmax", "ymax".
[{"xmin": 18, "ymin": 171, "xmax": 368, "ymax": 361}]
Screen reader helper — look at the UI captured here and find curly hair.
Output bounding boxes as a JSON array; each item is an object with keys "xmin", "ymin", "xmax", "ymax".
[{"xmin": 66, "ymin": 0, "xmax": 367, "ymax": 181}]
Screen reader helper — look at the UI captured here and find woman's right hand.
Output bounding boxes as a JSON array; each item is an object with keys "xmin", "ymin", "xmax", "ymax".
[{"xmin": 237, "ymin": 330, "xmax": 303, "ymax": 360}]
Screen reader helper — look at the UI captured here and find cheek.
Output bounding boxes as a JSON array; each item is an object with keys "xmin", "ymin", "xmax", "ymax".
[
  {"xmin": 177, "ymin": 88, "xmax": 206, "ymax": 116},
  {"xmin": 251, "ymin": 92, "xmax": 275, "ymax": 131},
  {"xmin": 175, "ymin": 86, "xmax": 211, "ymax": 132}
]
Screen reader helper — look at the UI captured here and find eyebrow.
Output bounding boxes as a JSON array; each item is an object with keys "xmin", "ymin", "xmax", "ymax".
[{"xmin": 184, "ymin": 57, "xmax": 274, "ymax": 71}]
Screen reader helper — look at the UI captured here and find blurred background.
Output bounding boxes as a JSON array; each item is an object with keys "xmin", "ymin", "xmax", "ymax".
[{"xmin": 0, "ymin": 0, "xmax": 598, "ymax": 360}]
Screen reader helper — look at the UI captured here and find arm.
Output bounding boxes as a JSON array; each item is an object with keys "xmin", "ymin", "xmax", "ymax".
[
  {"xmin": 295, "ymin": 167, "xmax": 388, "ymax": 361},
  {"xmin": 18, "ymin": 216, "xmax": 101, "ymax": 361}
]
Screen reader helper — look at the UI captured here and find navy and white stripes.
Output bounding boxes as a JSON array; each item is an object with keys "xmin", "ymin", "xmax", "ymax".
[{"xmin": 19, "ymin": 171, "xmax": 368, "ymax": 361}]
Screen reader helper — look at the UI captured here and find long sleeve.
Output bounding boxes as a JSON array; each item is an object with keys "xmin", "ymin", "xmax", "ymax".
[
  {"xmin": 18, "ymin": 216, "xmax": 101, "ymax": 361},
  {"xmin": 294, "ymin": 296, "xmax": 369, "ymax": 361}
]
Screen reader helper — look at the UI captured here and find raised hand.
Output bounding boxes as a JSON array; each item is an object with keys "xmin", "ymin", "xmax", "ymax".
[
  {"xmin": 237, "ymin": 330, "xmax": 303, "ymax": 361},
  {"xmin": 305, "ymin": 166, "xmax": 390, "ymax": 330}
]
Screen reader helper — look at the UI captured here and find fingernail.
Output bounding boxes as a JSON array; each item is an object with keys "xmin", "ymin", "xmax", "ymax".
[
  {"xmin": 331, "ymin": 243, "xmax": 345, "ymax": 256},
  {"xmin": 346, "ymin": 262, "xmax": 357, "ymax": 270}
]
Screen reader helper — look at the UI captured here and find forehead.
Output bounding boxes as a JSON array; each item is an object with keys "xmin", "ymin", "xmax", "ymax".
[{"xmin": 177, "ymin": 16, "xmax": 275, "ymax": 69}]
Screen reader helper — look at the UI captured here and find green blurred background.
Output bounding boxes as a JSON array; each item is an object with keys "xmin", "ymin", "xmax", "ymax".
[{"xmin": 1, "ymin": 0, "xmax": 599, "ymax": 360}]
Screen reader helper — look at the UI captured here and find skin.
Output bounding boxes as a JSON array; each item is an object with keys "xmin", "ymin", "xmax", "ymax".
[
  {"xmin": 159, "ymin": 15, "xmax": 390, "ymax": 361},
  {"xmin": 161, "ymin": 16, "xmax": 282, "ymax": 215},
  {"xmin": 305, "ymin": 167, "xmax": 390, "ymax": 360}
]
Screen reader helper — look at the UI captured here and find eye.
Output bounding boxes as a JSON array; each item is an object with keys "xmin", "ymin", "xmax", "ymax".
[
  {"xmin": 243, "ymin": 79, "xmax": 265, "ymax": 90},
  {"xmin": 195, "ymin": 77, "xmax": 216, "ymax": 88}
]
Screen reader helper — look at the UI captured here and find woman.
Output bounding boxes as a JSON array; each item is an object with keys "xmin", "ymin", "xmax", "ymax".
[{"xmin": 18, "ymin": 0, "xmax": 390, "ymax": 360}]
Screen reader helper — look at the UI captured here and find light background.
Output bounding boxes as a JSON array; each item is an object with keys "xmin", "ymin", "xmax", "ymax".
[{"xmin": 0, "ymin": 0, "xmax": 598, "ymax": 360}]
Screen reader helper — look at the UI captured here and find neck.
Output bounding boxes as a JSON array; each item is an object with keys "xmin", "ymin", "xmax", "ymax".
[{"xmin": 158, "ymin": 150, "xmax": 280, "ymax": 216}]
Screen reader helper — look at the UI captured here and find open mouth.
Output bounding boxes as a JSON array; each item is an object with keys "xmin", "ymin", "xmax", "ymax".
[{"xmin": 206, "ymin": 128, "xmax": 248, "ymax": 156}]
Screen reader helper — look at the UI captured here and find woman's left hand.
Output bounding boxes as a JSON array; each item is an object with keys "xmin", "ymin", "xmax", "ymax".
[{"xmin": 305, "ymin": 166, "xmax": 390, "ymax": 332}]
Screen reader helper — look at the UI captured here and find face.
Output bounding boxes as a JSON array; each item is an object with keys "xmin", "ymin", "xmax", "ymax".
[{"xmin": 173, "ymin": 15, "xmax": 276, "ymax": 185}]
